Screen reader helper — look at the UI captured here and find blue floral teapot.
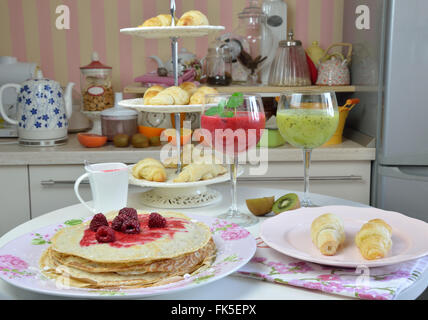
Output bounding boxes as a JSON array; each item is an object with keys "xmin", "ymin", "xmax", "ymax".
[{"xmin": 0, "ymin": 70, "xmax": 74, "ymax": 143}]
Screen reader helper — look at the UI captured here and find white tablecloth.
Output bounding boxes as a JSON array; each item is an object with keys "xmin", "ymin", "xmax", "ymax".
[{"xmin": 0, "ymin": 184, "xmax": 426, "ymax": 300}]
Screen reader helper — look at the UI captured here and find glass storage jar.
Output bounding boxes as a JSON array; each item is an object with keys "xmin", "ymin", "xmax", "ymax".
[
  {"xmin": 80, "ymin": 52, "xmax": 114, "ymax": 111},
  {"xmin": 205, "ymin": 44, "xmax": 233, "ymax": 86},
  {"xmin": 268, "ymin": 31, "xmax": 312, "ymax": 86},
  {"xmin": 231, "ymin": 0, "xmax": 274, "ymax": 84},
  {"xmin": 101, "ymin": 92, "xmax": 138, "ymax": 141}
]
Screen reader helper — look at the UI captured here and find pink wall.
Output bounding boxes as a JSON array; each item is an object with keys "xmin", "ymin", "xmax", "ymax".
[{"xmin": 0, "ymin": 0, "xmax": 344, "ymax": 90}]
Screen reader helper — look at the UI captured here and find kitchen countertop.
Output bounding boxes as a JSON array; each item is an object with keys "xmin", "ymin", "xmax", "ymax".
[{"xmin": 0, "ymin": 131, "xmax": 375, "ymax": 166}]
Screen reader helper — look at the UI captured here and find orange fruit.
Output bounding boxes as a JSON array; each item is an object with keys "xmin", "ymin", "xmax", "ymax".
[
  {"xmin": 162, "ymin": 128, "xmax": 192, "ymax": 146},
  {"xmin": 138, "ymin": 126, "xmax": 165, "ymax": 138},
  {"xmin": 77, "ymin": 133, "xmax": 108, "ymax": 148}
]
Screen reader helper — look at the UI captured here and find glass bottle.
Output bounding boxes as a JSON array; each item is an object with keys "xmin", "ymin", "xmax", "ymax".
[{"xmin": 261, "ymin": 0, "xmax": 288, "ymax": 84}]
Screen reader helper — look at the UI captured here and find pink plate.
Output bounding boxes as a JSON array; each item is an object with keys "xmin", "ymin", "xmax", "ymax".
[
  {"xmin": 260, "ymin": 206, "xmax": 428, "ymax": 268},
  {"xmin": 0, "ymin": 214, "xmax": 255, "ymax": 299}
]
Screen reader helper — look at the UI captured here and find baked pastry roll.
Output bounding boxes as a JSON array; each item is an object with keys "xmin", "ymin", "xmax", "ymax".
[
  {"xmin": 311, "ymin": 213, "xmax": 345, "ymax": 256},
  {"xmin": 173, "ymin": 163, "xmax": 227, "ymax": 183},
  {"xmin": 143, "ymin": 85, "xmax": 164, "ymax": 105},
  {"xmin": 162, "ymin": 144, "xmax": 194, "ymax": 168},
  {"xmin": 150, "ymin": 86, "xmax": 190, "ymax": 105},
  {"xmin": 180, "ymin": 82, "xmax": 198, "ymax": 96},
  {"xmin": 355, "ymin": 219, "xmax": 392, "ymax": 260},
  {"xmin": 132, "ymin": 158, "xmax": 167, "ymax": 182},
  {"xmin": 189, "ymin": 87, "xmax": 218, "ymax": 105},
  {"xmin": 177, "ymin": 10, "xmax": 209, "ymax": 26},
  {"xmin": 140, "ymin": 14, "xmax": 175, "ymax": 27}
]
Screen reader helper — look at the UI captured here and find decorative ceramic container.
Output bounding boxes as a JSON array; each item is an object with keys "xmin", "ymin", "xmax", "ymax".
[
  {"xmin": 316, "ymin": 43, "xmax": 353, "ymax": 86},
  {"xmin": 0, "ymin": 70, "xmax": 74, "ymax": 142}
]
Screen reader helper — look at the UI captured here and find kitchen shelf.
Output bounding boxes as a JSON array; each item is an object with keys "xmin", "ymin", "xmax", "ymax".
[{"xmin": 124, "ymin": 85, "xmax": 356, "ymax": 97}]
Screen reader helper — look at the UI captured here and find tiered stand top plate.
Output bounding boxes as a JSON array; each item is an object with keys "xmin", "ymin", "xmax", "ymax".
[
  {"xmin": 120, "ymin": 26, "xmax": 225, "ymax": 39},
  {"xmin": 118, "ymin": 99, "xmax": 210, "ymax": 113}
]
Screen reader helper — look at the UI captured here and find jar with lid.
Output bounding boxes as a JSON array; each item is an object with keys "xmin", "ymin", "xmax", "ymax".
[
  {"xmin": 229, "ymin": 0, "xmax": 274, "ymax": 84},
  {"xmin": 101, "ymin": 93, "xmax": 138, "ymax": 141},
  {"xmin": 268, "ymin": 31, "xmax": 312, "ymax": 86},
  {"xmin": 80, "ymin": 52, "xmax": 114, "ymax": 112},
  {"xmin": 205, "ymin": 41, "xmax": 233, "ymax": 86}
]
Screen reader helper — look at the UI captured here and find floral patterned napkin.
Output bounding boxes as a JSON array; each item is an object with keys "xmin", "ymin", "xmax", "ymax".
[{"xmin": 235, "ymin": 238, "xmax": 428, "ymax": 300}]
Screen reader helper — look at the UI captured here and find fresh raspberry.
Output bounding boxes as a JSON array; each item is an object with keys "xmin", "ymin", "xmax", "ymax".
[
  {"xmin": 118, "ymin": 208, "xmax": 139, "ymax": 221},
  {"xmin": 89, "ymin": 213, "xmax": 109, "ymax": 232},
  {"xmin": 121, "ymin": 219, "xmax": 141, "ymax": 234},
  {"xmin": 111, "ymin": 215, "xmax": 125, "ymax": 231},
  {"xmin": 148, "ymin": 212, "xmax": 167, "ymax": 228},
  {"xmin": 95, "ymin": 226, "xmax": 116, "ymax": 243}
]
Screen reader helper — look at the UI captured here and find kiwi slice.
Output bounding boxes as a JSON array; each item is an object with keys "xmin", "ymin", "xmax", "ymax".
[
  {"xmin": 246, "ymin": 197, "xmax": 275, "ymax": 216},
  {"xmin": 272, "ymin": 193, "xmax": 301, "ymax": 215},
  {"xmin": 113, "ymin": 134, "xmax": 130, "ymax": 148},
  {"xmin": 131, "ymin": 133, "xmax": 149, "ymax": 148}
]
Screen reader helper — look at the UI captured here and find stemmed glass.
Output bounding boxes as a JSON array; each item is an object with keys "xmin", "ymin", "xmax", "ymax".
[
  {"xmin": 200, "ymin": 93, "xmax": 266, "ymax": 226},
  {"xmin": 276, "ymin": 92, "xmax": 339, "ymax": 207}
]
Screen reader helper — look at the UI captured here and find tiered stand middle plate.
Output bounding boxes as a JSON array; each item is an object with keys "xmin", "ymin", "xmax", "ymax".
[{"xmin": 129, "ymin": 166, "xmax": 244, "ymax": 209}]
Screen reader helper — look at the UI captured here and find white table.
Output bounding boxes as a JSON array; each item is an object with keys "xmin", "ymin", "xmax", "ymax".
[{"xmin": 0, "ymin": 184, "xmax": 426, "ymax": 300}]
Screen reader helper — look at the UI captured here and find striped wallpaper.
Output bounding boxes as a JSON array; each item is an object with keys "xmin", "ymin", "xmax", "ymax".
[{"xmin": 0, "ymin": 0, "xmax": 344, "ymax": 91}]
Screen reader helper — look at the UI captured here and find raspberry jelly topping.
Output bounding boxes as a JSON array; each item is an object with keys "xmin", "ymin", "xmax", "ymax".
[{"xmin": 80, "ymin": 214, "xmax": 188, "ymax": 248}]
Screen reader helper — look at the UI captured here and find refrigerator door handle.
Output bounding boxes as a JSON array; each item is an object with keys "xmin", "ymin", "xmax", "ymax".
[{"xmin": 379, "ymin": 166, "xmax": 428, "ymax": 182}]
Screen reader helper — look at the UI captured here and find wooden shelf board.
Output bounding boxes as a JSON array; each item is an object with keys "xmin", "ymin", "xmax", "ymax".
[{"xmin": 124, "ymin": 85, "xmax": 357, "ymax": 96}]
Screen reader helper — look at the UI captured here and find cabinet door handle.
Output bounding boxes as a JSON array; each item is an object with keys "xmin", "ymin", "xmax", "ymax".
[
  {"xmin": 41, "ymin": 180, "xmax": 89, "ymax": 186},
  {"xmin": 238, "ymin": 175, "xmax": 363, "ymax": 182}
]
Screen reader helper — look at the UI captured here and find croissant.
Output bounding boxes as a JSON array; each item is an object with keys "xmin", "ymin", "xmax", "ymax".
[
  {"xmin": 162, "ymin": 144, "xmax": 194, "ymax": 168},
  {"xmin": 132, "ymin": 158, "xmax": 167, "ymax": 182},
  {"xmin": 180, "ymin": 82, "xmax": 198, "ymax": 96},
  {"xmin": 143, "ymin": 85, "xmax": 164, "ymax": 105},
  {"xmin": 311, "ymin": 213, "xmax": 345, "ymax": 256},
  {"xmin": 355, "ymin": 219, "xmax": 392, "ymax": 260},
  {"xmin": 150, "ymin": 86, "xmax": 190, "ymax": 105},
  {"xmin": 189, "ymin": 87, "xmax": 218, "ymax": 105},
  {"xmin": 173, "ymin": 163, "xmax": 227, "ymax": 183},
  {"xmin": 177, "ymin": 10, "xmax": 209, "ymax": 26},
  {"xmin": 140, "ymin": 14, "xmax": 175, "ymax": 27}
]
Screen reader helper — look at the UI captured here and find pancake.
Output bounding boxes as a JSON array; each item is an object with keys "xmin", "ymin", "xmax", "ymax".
[
  {"xmin": 40, "ymin": 244, "xmax": 215, "ymax": 289},
  {"xmin": 39, "ymin": 211, "xmax": 216, "ymax": 289},
  {"xmin": 50, "ymin": 239, "xmax": 215, "ymax": 274},
  {"xmin": 51, "ymin": 211, "xmax": 212, "ymax": 264}
]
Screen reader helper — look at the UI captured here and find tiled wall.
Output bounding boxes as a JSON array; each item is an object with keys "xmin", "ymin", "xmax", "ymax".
[{"xmin": 0, "ymin": 0, "xmax": 344, "ymax": 90}]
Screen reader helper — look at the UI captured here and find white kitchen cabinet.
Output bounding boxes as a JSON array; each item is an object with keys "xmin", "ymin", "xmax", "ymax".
[
  {"xmin": 29, "ymin": 165, "xmax": 92, "ymax": 218},
  {"xmin": 240, "ymin": 161, "xmax": 371, "ymax": 205},
  {"xmin": 0, "ymin": 166, "xmax": 31, "ymax": 236}
]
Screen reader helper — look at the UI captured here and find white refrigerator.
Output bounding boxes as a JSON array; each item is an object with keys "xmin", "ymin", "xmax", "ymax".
[
  {"xmin": 375, "ymin": 0, "xmax": 428, "ymax": 221},
  {"xmin": 343, "ymin": 0, "xmax": 428, "ymax": 221}
]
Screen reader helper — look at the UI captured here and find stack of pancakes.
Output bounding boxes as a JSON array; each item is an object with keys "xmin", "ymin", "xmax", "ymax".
[{"xmin": 40, "ymin": 212, "xmax": 216, "ymax": 289}]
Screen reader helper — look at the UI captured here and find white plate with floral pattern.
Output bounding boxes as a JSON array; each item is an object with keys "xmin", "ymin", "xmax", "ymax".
[
  {"xmin": 0, "ymin": 214, "xmax": 255, "ymax": 299},
  {"xmin": 260, "ymin": 206, "xmax": 428, "ymax": 268}
]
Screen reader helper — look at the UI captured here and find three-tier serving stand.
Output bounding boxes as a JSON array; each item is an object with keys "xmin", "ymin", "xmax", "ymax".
[{"xmin": 119, "ymin": 0, "xmax": 227, "ymax": 209}]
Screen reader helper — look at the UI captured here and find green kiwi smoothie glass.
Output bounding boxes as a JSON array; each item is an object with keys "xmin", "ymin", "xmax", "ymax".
[{"xmin": 276, "ymin": 92, "xmax": 339, "ymax": 207}]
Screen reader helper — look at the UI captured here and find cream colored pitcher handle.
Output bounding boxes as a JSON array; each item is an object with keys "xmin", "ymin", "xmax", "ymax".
[
  {"xmin": 321, "ymin": 43, "xmax": 353, "ymax": 64},
  {"xmin": 0, "ymin": 84, "xmax": 21, "ymax": 125},
  {"xmin": 74, "ymin": 173, "xmax": 96, "ymax": 213}
]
